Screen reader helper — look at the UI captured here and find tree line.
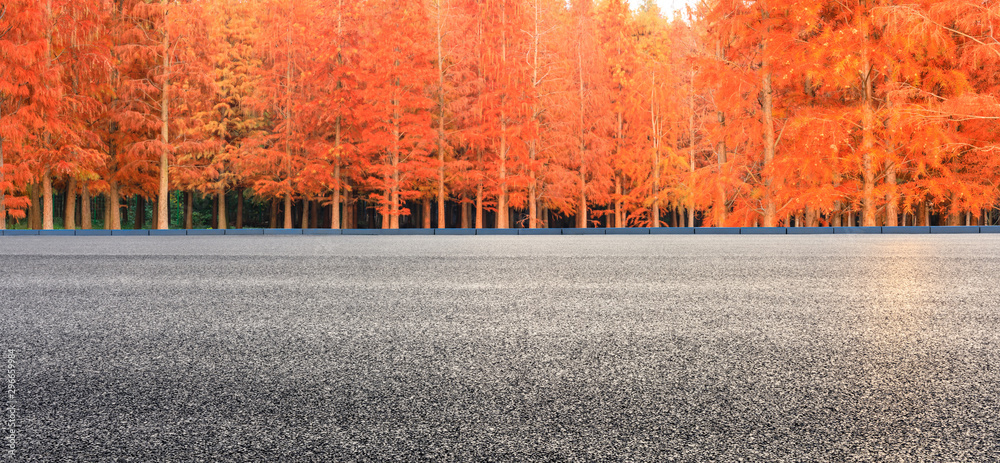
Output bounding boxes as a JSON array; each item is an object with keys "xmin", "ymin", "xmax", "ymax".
[{"xmin": 1, "ymin": 0, "xmax": 998, "ymax": 230}]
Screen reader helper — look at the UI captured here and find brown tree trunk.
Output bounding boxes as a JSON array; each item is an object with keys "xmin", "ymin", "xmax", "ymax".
[
  {"xmin": 29, "ymin": 184, "xmax": 40, "ymax": 229},
  {"xmin": 301, "ymin": 198, "xmax": 309, "ymax": 229},
  {"xmin": 81, "ymin": 184, "xmax": 91, "ymax": 230},
  {"xmin": 185, "ymin": 191, "xmax": 193, "ymax": 229},
  {"xmin": 217, "ymin": 187, "xmax": 227, "ymax": 229},
  {"xmin": 331, "ymin": 162, "xmax": 341, "ymax": 229},
  {"xmin": 614, "ymin": 176, "xmax": 623, "ymax": 227},
  {"xmin": 284, "ymin": 193, "xmax": 292, "ymax": 229},
  {"xmin": 109, "ymin": 182, "xmax": 121, "ymax": 230},
  {"xmin": 688, "ymin": 69, "xmax": 696, "ymax": 229},
  {"xmin": 422, "ymin": 198, "xmax": 431, "ymax": 229},
  {"xmin": 461, "ymin": 199, "xmax": 471, "ymax": 229},
  {"xmin": 42, "ymin": 170, "xmax": 54, "ymax": 230},
  {"xmin": 0, "ymin": 137, "xmax": 4, "ymax": 230},
  {"xmin": 475, "ymin": 151, "xmax": 484, "ymax": 229},
  {"xmin": 64, "ymin": 177, "xmax": 77, "ymax": 230},
  {"xmin": 344, "ymin": 187, "xmax": 354, "ymax": 229},
  {"xmin": 761, "ymin": 64, "xmax": 776, "ymax": 227},
  {"xmin": 151, "ymin": 195, "xmax": 159, "ymax": 228},
  {"xmin": 156, "ymin": 0, "xmax": 170, "ymax": 230},
  {"xmin": 860, "ymin": 13, "xmax": 876, "ymax": 227}
]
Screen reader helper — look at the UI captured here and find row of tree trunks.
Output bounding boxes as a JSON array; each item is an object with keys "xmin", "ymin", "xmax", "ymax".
[{"xmin": 13, "ymin": 187, "xmax": 998, "ymax": 229}]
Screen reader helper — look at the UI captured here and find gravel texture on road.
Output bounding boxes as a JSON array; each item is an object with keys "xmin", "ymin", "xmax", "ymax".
[{"xmin": 2, "ymin": 235, "xmax": 1000, "ymax": 461}]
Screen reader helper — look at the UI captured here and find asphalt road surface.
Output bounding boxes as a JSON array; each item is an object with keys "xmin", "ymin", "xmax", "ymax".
[{"xmin": 3, "ymin": 235, "xmax": 1000, "ymax": 461}]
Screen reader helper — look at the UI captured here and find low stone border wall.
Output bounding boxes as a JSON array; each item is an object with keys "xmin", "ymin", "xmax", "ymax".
[{"xmin": 3, "ymin": 226, "xmax": 999, "ymax": 236}]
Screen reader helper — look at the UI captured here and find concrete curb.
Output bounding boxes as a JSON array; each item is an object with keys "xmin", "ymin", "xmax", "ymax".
[
  {"xmin": 302, "ymin": 229, "xmax": 341, "ymax": 235},
  {"xmin": 518, "ymin": 229, "xmax": 561, "ymax": 235},
  {"xmin": 3, "ymin": 226, "xmax": 997, "ymax": 236},
  {"xmin": 187, "ymin": 229, "xmax": 225, "ymax": 235},
  {"xmin": 435, "ymin": 229, "xmax": 476, "ymax": 235},
  {"xmin": 885, "ymin": 226, "xmax": 930, "ymax": 234},
  {"xmin": 834, "ymin": 226, "xmax": 881, "ymax": 234},
  {"xmin": 740, "ymin": 227, "xmax": 786, "ymax": 235},
  {"xmin": 76, "ymin": 230, "xmax": 113, "ymax": 236},
  {"xmin": 476, "ymin": 229, "xmax": 518, "ymax": 235},
  {"xmin": 606, "ymin": 228, "xmax": 650, "ymax": 235},
  {"xmin": 39, "ymin": 230, "xmax": 76, "ymax": 236},
  {"xmin": 695, "ymin": 227, "xmax": 740, "ymax": 235},
  {"xmin": 226, "ymin": 229, "xmax": 265, "ymax": 235},
  {"xmin": 263, "ymin": 229, "xmax": 303, "ymax": 235},
  {"xmin": 111, "ymin": 230, "xmax": 149, "ymax": 236},
  {"xmin": 930, "ymin": 226, "xmax": 979, "ymax": 234},
  {"xmin": 650, "ymin": 227, "xmax": 695, "ymax": 234},
  {"xmin": 787, "ymin": 227, "xmax": 834, "ymax": 234},
  {"xmin": 562, "ymin": 228, "xmax": 606, "ymax": 235}
]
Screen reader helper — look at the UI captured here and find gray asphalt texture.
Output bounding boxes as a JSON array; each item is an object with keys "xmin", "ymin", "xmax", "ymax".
[{"xmin": 3, "ymin": 235, "xmax": 1000, "ymax": 461}]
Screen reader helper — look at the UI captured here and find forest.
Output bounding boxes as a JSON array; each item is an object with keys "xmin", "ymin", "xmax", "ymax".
[{"xmin": 1, "ymin": 0, "xmax": 998, "ymax": 230}]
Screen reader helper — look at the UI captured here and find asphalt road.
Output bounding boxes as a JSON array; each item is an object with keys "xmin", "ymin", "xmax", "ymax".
[{"xmin": 2, "ymin": 235, "xmax": 1000, "ymax": 461}]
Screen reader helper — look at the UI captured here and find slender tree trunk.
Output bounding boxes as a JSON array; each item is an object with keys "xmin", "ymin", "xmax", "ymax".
[
  {"xmin": 28, "ymin": 184, "xmax": 39, "ymax": 229},
  {"xmin": 0, "ymin": 136, "xmax": 4, "ymax": 230},
  {"xmin": 885, "ymin": 159, "xmax": 897, "ymax": 227},
  {"xmin": 236, "ymin": 188, "xmax": 244, "ymax": 229},
  {"xmin": 860, "ymin": 11, "xmax": 876, "ymax": 226},
  {"xmin": 331, "ymin": 122, "xmax": 342, "ymax": 229},
  {"xmin": 527, "ymin": 0, "xmax": 541, "ymax": 229},
  {"xmin": 651, "ymin": 74, "xmax": 660, "ymax": 228},
  {"xmin": 761, "ymin": 61, "xmax": 776, "ymax": 227},
  {"xmin": 283, "ymin": 14, "xmax": 294, "ymax": 231},
  {"xmin": 284, "ymin": 193, "xmax": 292, "ymax": 229},
  {"xmin": 577, "ymin": 43, "xmax": 586, "ymax": 229},
  {"xmin": 64, "ymin": 177, "xmax": 76, "ymax": 230},
  {"xmin": 615, "ymin": 176, "xmax": 623, "ymax": 227},
  {"xmin": 331, "ymin": 175, "xmax": 341, "ymax": 230},
  {"xmin": 714, "ymin": 37, "xmax": 728, "ymax": 227},
  {"xmin": 343, "ymin": 187, "xmax": 353, "ymax": 229},
  {"xmin": 390, "ymin": 133, "xmax": 400, "ymax": 230},
  {"xmin": 422, "ymin": 198, "xmax": 431, "ymax": 228},
  {"xmin": 577, "ymin": 167, "xmax": 587, "ymax": 228},
  {"xmin": 109, "ymin": 181, "xmax": 121, "ymax": 230},
  {"xmin": 185, "ymin": 191, "xmax": 193, "ymax": 229},
  {"xmin": 151, "ymin": 195, "xmax": 160, "ymax": 228},
  {"xmin": 41, "ymin": 0, "xmax": 54, "ymax": 231},
  {"xmin": 435, "ymin": 1, "xmax": 447, "ymax": 230},
  {"xmin": 498, "ymin": 118, "xmax": 508, "ymax": 229},
  {"xmin": 42, "ymin": 170, "xmax": 54, "ymax": 230},
  {"xmin": 301, "ymin": 198, "xmax": 309, "ymax": 229},
  {"xmin": 81, "ymin": 184, "xmax": 91, "ymax": 230},
  {"xmin": 217, "ymin": 187, "xmax": 226, "ymax": 229},
  {"xmin": 688, "ymin": 69, "xmax": 696, "ymax": 228},
  {"xmin": 475, "ymin": 151, "xmax": 483, "ymax": 229},
  {"xmin": 157, "ymin": 0, "xmax": 171, "ymax": 230}
]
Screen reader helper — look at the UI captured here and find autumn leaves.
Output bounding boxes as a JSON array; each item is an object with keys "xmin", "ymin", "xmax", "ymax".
[{"xmin": 0, "ymin": 0, "xmax": 997, "ymax": 230}]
